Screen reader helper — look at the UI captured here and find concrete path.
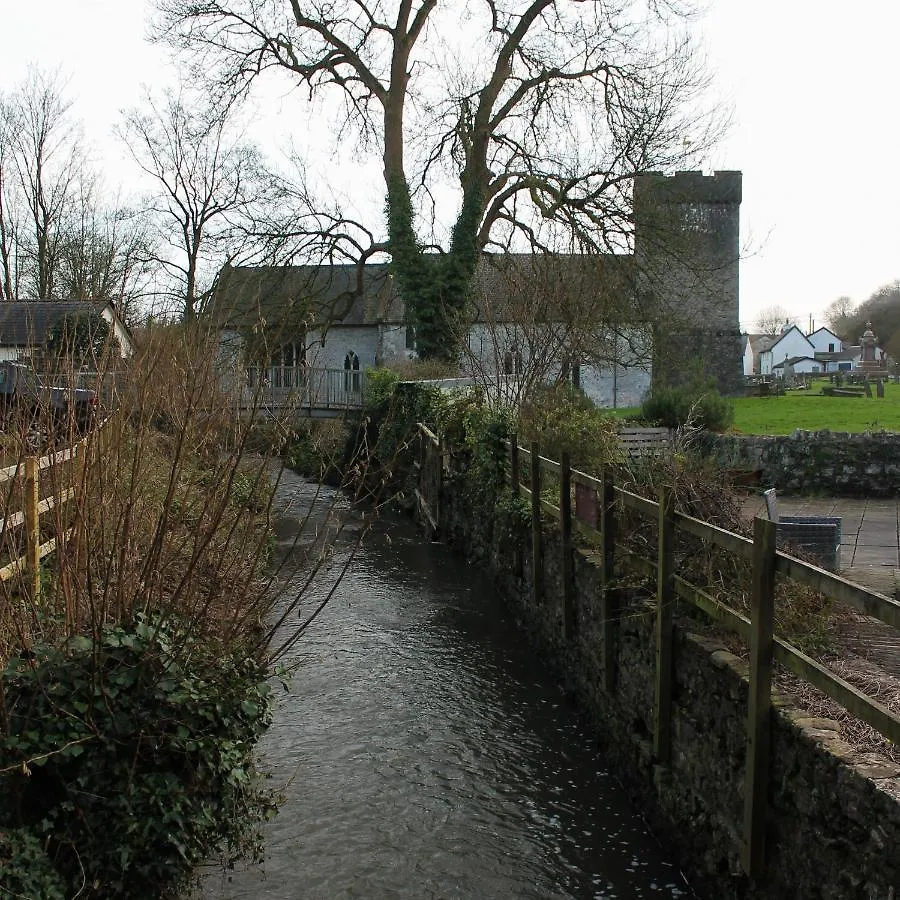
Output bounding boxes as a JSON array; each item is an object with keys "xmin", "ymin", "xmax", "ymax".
[
  {"xmin": 743, "ymin": 495, "xmax": 900, "ymax": 595},
  {"xmin": 742, "ymin": 495, "xmax": 900, "ymax": 678}
]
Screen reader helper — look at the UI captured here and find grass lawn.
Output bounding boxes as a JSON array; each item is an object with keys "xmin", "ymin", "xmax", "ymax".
[
  {"xmin": 606, "ymin": 381, "xmax": 900, "ymax": 435},
  {"xmin": 731, "ymin": 383, "xmax": 900, "ymax": 434}
]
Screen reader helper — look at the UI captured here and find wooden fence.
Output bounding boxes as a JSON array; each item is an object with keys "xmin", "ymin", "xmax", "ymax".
[
  {"xmin": 0, "ymin": 425, "xmax": 103, "ymax": 601},
  {"xmin": 412, "ymin": 426, "xmax": 900, "ymax": 880}
]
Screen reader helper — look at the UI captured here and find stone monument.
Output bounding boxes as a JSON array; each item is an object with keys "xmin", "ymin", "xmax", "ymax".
[{"xmin": 857, "ymin": 322, "xmax": 883, "ymax": 377}]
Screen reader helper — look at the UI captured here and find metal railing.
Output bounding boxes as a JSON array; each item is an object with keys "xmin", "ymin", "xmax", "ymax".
[{"xmin": 242, "ymin": 366, "xmax": 367, "ymax": 412}]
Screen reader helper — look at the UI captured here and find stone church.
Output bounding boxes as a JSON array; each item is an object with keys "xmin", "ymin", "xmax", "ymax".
[{"xmin": 213, "ymin": 170, "xmax": 742, "ymax": 408}]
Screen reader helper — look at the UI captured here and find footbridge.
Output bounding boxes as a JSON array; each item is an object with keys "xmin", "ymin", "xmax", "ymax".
[{"xmin": 229, "ymin": 366, "xmax": 367, "ymax": 419}]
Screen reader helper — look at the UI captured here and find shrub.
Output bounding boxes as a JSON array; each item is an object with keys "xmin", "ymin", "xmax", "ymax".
[
  {"xmin": 518, "ymin": 382, "xmax": 623, "ymax": 473},
  {"xmin": 362, "ymin": 366, "xmax": 400, "ymax": 410},
  {"xmin": 0, "ymin": 617, "xmax": 274, "ymax": 900},
  {"xmin": 0, "ymin": 828, "xmax": 67, "ymax": 899},
  {"xmin": 642, "ymin": 385, "xmax": 734, "ymax": 432}
]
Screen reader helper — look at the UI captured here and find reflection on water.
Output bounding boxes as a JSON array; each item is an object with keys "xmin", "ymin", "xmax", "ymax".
[{"xmin": 205, "ymin": 473, "xmax": 693, "ymax": 899}]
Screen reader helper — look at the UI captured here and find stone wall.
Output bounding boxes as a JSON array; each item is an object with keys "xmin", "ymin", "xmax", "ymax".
[
  {"xmin": 712, "ymin": 430, "xmax": 900, "ymax": 496},
  {"xmin": 434, "ymin": 466, "xmax": 900, "ymax": 900}
]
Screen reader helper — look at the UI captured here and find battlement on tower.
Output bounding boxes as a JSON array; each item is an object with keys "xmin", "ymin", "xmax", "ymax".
[{"xmin": 634, "ymin": 170, "xmax": 742, "ymax": 206}]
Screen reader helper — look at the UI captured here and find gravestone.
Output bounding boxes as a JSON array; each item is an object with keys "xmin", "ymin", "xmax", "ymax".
[
  {"xmin": 877, "ymin": 379, "xmax": 885, "ymax": 398},
  {"xmin": 763, "ymin": 488, "xmax": 778, "ymax": 521}
]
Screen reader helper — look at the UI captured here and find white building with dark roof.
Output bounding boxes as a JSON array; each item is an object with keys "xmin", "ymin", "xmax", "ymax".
[{"xmin": 0, "ymin": 301, "xmax": 133, "ymax": 361}]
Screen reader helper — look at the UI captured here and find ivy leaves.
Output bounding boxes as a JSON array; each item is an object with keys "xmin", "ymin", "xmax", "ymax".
[{"xmin": 0, "ymin": 616, "xmax": 274, "ymax": 899}]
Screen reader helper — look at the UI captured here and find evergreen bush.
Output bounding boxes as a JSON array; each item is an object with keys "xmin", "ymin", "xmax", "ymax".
[{"xmin": 0, "ymin": 617, "xmax": 275, "ymax": 899}]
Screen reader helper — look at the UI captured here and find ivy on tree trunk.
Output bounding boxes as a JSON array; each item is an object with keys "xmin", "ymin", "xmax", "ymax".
[{"xmin": 386, "ymin": 175, "xmax": 482, "ymax": 363}]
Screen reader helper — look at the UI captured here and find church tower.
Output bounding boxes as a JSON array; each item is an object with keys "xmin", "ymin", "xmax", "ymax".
[{"xmin": 633, "ymin": 171, "xmax": 743, "ymax": 396}]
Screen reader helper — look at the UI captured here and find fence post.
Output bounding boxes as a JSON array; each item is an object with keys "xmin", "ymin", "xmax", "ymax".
[
  {"xmin": 435, "ymin": 434, "xmax": 443, "ymax": 530},
  {"xmin": 560, "ymin": 451, "xmax": 574, "ymax": 639},
  {"xmin": 654, "ymin": 486, "xmax": 675, "ymax": 764},
  {"xmin": 24, "ymin": 455, "xmax": 41, "ymax": 600},
  {"xmin": 510, "ymin": 435, "xmax": 523, "ymax": 579},
  {"xmin": 742, "ymin": 516, "xmax": 777, "ymax": 880},
  {"xmin": 530, "ymin": 442, "xmax": 543, "ymax": 607},
  {"xmin": 510, "ymin": 435, "xmax": 520, "ymax": 499},
  {"xmin": 600, "ymin": 469, "xmax": 617, "ymax": 692}
]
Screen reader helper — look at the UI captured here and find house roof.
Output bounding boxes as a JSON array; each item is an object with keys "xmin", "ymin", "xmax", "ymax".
[
  {"xmin": 773, "ymin": 355, "xmax": 820, "ymax": 368},
  {"xmin": 211, "ymin": 263, "xmax": 402, "ymax": 332},
  {"xmin": 211, "ymin": 253, "xmax": 639, "ymax": 334},
  {"xmin": 815, "ymin": 346, "xmax": 863, "ymax": 362},
  {"xmin": 0, "ymin": 301, "xmax": 121, "ymax": 347},
  {"xmin": 809, "ymin": 326, "xmax": 840, "ymax": 342}
]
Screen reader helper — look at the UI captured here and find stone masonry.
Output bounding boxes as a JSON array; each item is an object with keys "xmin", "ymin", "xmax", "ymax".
[{"xmin": 432, "ymin": 454, "xmax": 900, "ymax": 900}]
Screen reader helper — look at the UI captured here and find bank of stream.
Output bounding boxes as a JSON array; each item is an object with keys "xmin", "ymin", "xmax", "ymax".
[{"xmin": 204, "ymin": 469, "xmax": 694, "ymax": 899}]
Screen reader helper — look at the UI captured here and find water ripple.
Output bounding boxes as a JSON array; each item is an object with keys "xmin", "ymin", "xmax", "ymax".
[{"xmin": 204, "ymin": 475, "xmax": 692, "ymax": 899}]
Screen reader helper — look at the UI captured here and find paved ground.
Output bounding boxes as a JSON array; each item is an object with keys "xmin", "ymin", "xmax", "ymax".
[
  {"xmin": 742, "ymin": 495, "xmax": 900, "ymax": 679},
  {"xmin": 742, "ymin": 495, "xmax": 900, "ymax": 596}
]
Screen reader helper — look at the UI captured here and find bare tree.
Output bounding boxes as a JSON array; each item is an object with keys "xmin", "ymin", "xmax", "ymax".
[
  {"xmin": 120, "ymin": 90, "xmax": 280, "ymax": 321},
  {"xmin": 0, "ymin": 95, "xmax": 22, "ymax": 301},
  {"xmin": 459, "ymin": 252, "xmax": 651, "ymax": 404},
  {"xmin": 6, "ymin": 68, "xmax": 86, "ymax": 300},
  {"xmin": 755, "ymin": 304, "xmax": 796, "ymax": 336},
  {"xmin": 156, "ymin": 0, "xmax": 723, "ymax": 359},
  {"xmin": 56, "ymin": 191, "xmax": 158, "ymax": 325},
  {"xmin": 825, "ymin": 295, "xmax": 857, "ymax": 338}
]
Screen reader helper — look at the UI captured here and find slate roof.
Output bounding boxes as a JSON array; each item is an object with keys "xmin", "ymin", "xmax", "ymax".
[
  {"xmin": 469, "ymin": 253, "xmax": 635, "ymax": 322},
  {"xmin": 773, "ymin": 355, "xmax": 820, "ymax": 368},
  {"xmin": 211, "ymin": 253, "xmax": 637, "ymax": 333},
  {"xmin": 211, "ymin": 264, "xmax": 401, "ymax": 331},
  {"xmin": 0, "ymin": 301, "xmax": 115, "ymax": 346},
  {"xmin": 815, "ymin": 347, "xmax": 863, "ymax": 362}
]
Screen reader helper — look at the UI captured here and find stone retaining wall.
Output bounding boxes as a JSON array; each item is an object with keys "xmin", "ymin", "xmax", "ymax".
[
  {"xmin": 712, "ymin": 431, "xmax": 900, "ymax": 496},
  {"xmin": 434, "ymin": 469, "xmax": 900, "ymax": 900}
]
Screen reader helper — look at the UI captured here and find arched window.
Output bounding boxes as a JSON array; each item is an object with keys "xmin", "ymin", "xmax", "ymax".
[
  {"xmin": 502, "ymin": 345, "xmax": 523, "ymax": 376},
  {"xmin": 343, "ymin": 350, "xmax": 360, "ymax": 391}
]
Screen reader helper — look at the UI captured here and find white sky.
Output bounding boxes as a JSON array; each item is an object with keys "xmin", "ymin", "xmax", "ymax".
[{"xmin": 1, "ymin": 0, "xmax": 898, "ymax": 333}]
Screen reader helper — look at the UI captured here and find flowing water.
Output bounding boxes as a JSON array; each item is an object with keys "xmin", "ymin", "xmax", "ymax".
[{"xmin": 204, "ymin": 470, "xmax": 693, "ymax": 900}]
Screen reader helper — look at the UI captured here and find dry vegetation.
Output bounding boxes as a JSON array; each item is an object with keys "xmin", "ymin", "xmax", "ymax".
[
  {"xmin": 608, "ymin": 438, "xmax": 898, "ymax": 762},
  {"xmin": 0, "ymin": 324, "xmax": 369, "ymax": 670}
]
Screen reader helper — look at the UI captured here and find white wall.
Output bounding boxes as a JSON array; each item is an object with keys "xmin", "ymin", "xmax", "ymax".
[
  {"xmin": 462, "ymin": 322, "xmax": 651, "ymax": 409},
  {"xmin": 778, "ymin": 358, "xmax": 822, "ymax": 375},
  {"xmin": 807, "ymin": 328, "xmax": 842, "ymax": 354},
  {"xmin": 743, "ymin": 340, "xmax": 754, "ymax": 376},
  {"xmin": 760, "ymin": 329, "xmax": 814, "ymax": 375}
]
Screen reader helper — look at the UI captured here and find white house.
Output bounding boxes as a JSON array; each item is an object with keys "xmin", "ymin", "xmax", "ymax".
[
  {"xmin": 807, "ymin": 326, "xmax": 842, "ymax": 354},
  {"xmin": 758, "ymin": 325, "xmax": 815, "ymax": 375},
  {"xmin": 815, "ymin": 347, "xmax": 863, "ymax": 373},
  {"xmin": 0, "ymin": 301, "xmax": 133, "ymax": 361},
  {"xmin": 772, "ymin": 355, "xmax": 823, "ymax": 376}
]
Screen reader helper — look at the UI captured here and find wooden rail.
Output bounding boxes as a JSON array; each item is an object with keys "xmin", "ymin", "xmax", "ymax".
[
  {"xmin": 500, "ymin": 438, "xmax": 899, "ymax": 880},
  {"xmin": 0, "ymin": 425, "xmax": 100, "ymax": 598}
]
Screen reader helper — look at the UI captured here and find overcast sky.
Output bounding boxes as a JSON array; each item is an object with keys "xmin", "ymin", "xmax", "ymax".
[{"xmin": 1, "ymin": 0, "xmax": 897, "ymax": 334}]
